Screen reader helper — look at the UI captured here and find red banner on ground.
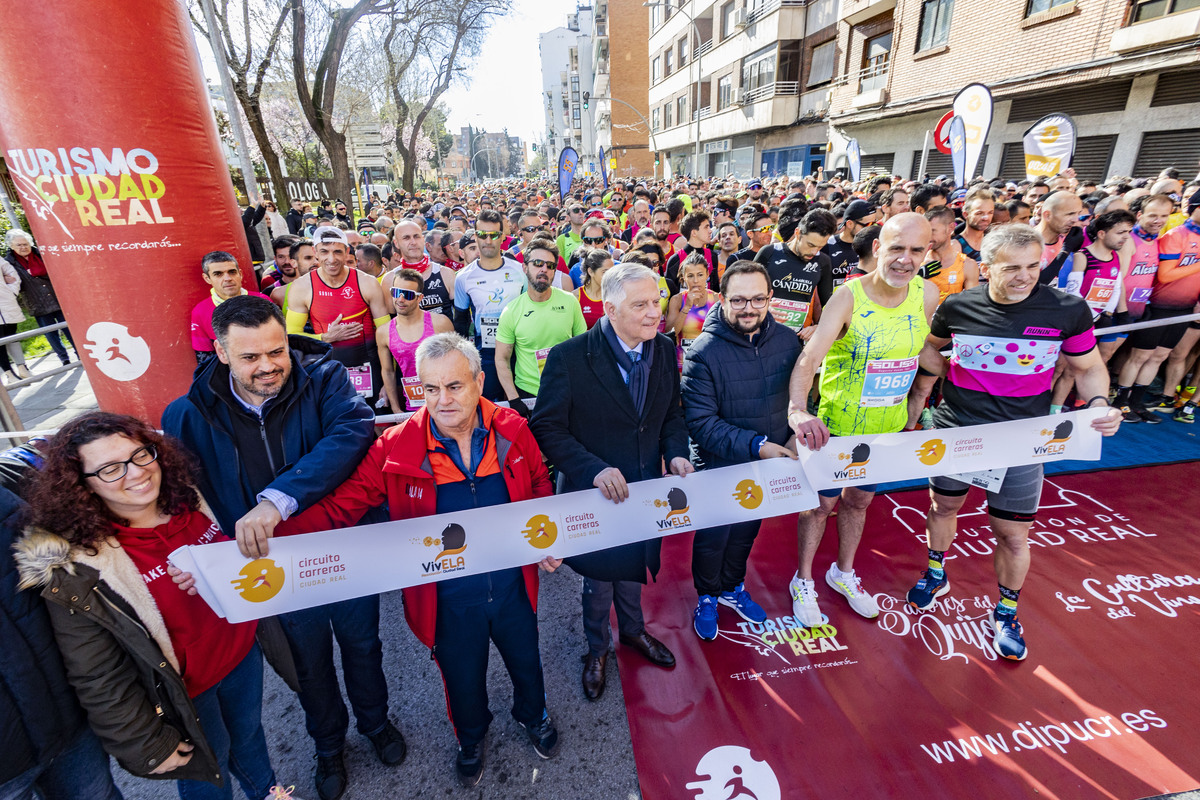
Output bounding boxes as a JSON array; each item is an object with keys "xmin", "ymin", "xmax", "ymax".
[{"xmin": 620, "ymin": 464, "xmax": 1200, "ymax": 800}]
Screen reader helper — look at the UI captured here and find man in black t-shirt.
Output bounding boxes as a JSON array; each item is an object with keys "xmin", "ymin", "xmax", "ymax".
[
  {"xmin": 907, "ymin": 223, "xmax": 1122, "ymax": 663},
  {"xmin": 822, "ymin": 200, "xmax": 877, "ymax": 303},
  {"xmin": 754, "ymin": 207, "xmax": 837, "ymax": 338}
]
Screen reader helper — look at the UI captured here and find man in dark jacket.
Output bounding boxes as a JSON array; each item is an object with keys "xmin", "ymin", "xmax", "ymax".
[
  {"xmin": 532, "ymin": 262, "xmax": 693, "ymax": 701},
  {"xmin": 286, "ymin": 198, "xmax": 306, "ymax": 235},
  {"xmin": 162, "ymin": 296, "xmax": 404, "ymax": 800},
  {"xmin": 0, "ymin": 483, "xmax": 123, "ymax": 800},
  {"xmin": 680, "ymin": 261, "xmax": 801, "ymax": 641},
  {"xmin": 242, "ymin": 200, "xmax": 267, "ymax": 263}
]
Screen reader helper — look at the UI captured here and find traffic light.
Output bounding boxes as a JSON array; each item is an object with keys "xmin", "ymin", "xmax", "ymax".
[
  {"xmin": 583, "ymin": 92, "xmax": 590, "ymax": 110},
  {"xmin": 531, "ymin": 143, "xmax": 537, "ymax": 152},
  {"xmin": 655, "ymin": 157, "xmax": 660, "ymax": 166}
]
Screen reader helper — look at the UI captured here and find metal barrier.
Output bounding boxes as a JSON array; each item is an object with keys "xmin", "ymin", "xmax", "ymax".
[
  {"xmin": 0, "ymin": 312, "xmax": 1196, "ymax": 444},
  {"xmin": 0, "ymin": 320, "xmax": 81, "ymax": 445}
]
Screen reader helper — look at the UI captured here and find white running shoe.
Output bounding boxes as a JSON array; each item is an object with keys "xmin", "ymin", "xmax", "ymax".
[
  {"xmin": 788, "ymin": 573, "xmax": 824, "ymax": 627},
  {"xmin": 824, "ymin": 564, "xmax": 880, "ymax": 619}
]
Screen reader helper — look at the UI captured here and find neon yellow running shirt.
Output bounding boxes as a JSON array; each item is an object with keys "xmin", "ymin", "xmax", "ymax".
[{"xmin": 819, "ymin": 277, "xmax": 929, "ymax": 436}]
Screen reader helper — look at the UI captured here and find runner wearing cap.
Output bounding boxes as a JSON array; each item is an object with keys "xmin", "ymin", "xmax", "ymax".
[
  {"xmin": 907, "ymin": 223, "xmax": 1121, "ymax": 661},
  {"xmin": 822, "ymin": 200, "xmax": 877, "ymax": 302},
  {"xmin": 286, "ymin": 226, "xmax": 392, "ymax": 406},
  {"xmin": 754, "ymin": 205, "xmax": 837, "ymax": 341}
]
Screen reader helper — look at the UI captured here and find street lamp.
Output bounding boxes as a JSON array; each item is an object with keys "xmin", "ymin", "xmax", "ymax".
[{"xmin": 643, "ymin": 0, "xmax": 703, "ymax": 180}]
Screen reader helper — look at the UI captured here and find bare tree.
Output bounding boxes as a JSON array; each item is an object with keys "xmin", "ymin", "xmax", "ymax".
[
  {"xmin": 381, "ymin": 0, "xmax": 507, "ymax": 192},
  {"xmin": 290, "ymin": 0, "xmax": 400, "ymax": 204},
  {"xmin": 189, "ymin": 0, "xmax": 292, "ymax": 209}
]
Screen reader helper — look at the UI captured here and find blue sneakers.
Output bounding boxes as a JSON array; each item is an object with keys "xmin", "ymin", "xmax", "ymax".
[
  {"xmin": 906, "ymin": 569, "xmax": 950, "ymax": 611},
  {"xmin": 693, "ymin": 595, "xmax": 719, "ymax": 640},
  {"xmin": 718, "ymin": 582, "xmax": 768, "ymax": 623},
  {"xmin": 990, "ymin": 610, "xmax": 1027, "ymax": 661}
]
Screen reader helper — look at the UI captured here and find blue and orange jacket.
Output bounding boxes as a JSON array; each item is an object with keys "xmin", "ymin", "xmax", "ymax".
[{"xmin": 280, "ymin": 398, "xmax": 552, "ymax": 649}]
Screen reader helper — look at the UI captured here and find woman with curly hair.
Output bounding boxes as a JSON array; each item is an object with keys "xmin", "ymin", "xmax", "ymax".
[{"xmin": 14, "ymin": 411, "xmax": 297, "ymax": 800}]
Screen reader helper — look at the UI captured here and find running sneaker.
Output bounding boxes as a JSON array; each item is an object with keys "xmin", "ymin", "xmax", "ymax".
[
  {"xmin": 788, "ymin": 573, "xmax": 824, "ymax": 627},
  {"xmin": 906, "ymin": 570, "xmax": 950, "ymax": 611},
  {"xmin": 1120, "ymin": 406, "xmax": 1142, "ymax": 423},
  {"xmin": 1174, "ymin": 406, "xmax": 1195, "ymax": 424},
  {"xmin": 824, "ymin": 564, "xmax": 880, "ymax": 619},
  {"xmin": 693, "ymin": 595, "xmax": 719, "ymax": 641},
  {"xmin": 1136, "ymin": 409, "xmax": 1162, "ymax": 424},
  {"xmin": 1144, "ymin": 395, "xmax": 1175, "ymax": 412},
  {"xmin": 718, "ymin": 582, "xmax": 767, "ymax": 623},
  {"xmin": 517, "ymin": 711, "xmax": 559, "ymax": 759},
  {"xmin": 990, "ymin": 610, "xmax": 1027, "ymax": 661}
]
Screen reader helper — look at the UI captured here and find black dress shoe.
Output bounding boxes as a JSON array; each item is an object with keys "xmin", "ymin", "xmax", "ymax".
[
  {"xmin": 581, "ymin": 652, "xmax": 608, "ymax": 700},
  {"xmin": 367, "ymin": 720, "xmax": 407, "ymax": 766},
  {"xmin": 456, "ymin": 741, "xmax": 486, "ymax": 787},
  {"xmin": 619, "ymin": 630, "xmax": 676, "ymax": 668},
  {"xmin": 314, "ymin": 751, "xmax": 347, "ymax": 800}
]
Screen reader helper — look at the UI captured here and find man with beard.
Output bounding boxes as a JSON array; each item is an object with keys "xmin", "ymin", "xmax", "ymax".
[
  {"xmin": 260, "ymin": 235, "xmax": 303, "ymax": 291},
  {"xmin": 650, "ymin": 207, "xmax": 677, "ymax": 263},
  {"xmin": 495, "ymin": 241, "xmax": 587, "ymax": 407},
  {"xmin": 956, "ymin": 187, "xmax": 995, "ymax": 262},
  {"xmin": 620, "ymin": 200, "xmax": 653, "ymax": 244},
  {"xmin": 786, "ymin": 214, "xmax": 939, "ymax": 627}
]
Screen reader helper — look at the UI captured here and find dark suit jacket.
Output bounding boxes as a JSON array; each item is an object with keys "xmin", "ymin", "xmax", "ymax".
[{"xmin": 531, "ymin": 323, "xmax": 690, "ymax": 583}]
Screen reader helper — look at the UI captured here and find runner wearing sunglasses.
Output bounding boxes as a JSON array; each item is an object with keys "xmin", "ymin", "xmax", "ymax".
[{"xmin": 377, "ymin": 269, "xmax": 454, "ymax": 413}]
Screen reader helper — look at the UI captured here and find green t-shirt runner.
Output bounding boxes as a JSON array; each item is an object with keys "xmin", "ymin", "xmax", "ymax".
[{"xmin": 496, "ymin": 287, "xmax": 587, "ymax": 394}]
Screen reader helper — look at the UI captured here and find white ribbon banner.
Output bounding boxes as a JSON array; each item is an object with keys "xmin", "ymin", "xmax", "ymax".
[{"xmin": 172, "ymin": 411, "xmax": 1105, "ymax": 623}]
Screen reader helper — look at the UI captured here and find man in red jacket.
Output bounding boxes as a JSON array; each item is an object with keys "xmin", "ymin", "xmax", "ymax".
[{"xmin": 282, "ymin": 332, "xmax": 561, "ymax": 788}]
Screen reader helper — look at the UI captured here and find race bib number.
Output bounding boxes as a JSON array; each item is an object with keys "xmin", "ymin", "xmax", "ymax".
[
  {"xmin": 769, "ymin": 298, "xmax": 810, "ymax": 332},
  {"xmin": 949, "ymin": 467, "xmax": 1007, "ymax": 492},
  {"xmin": 536, "ymin": 347, "xmax": 552, "ymax": 374},
  {"xmin": 401, "ymin": 375, "xmax": 425, "ymax": 408},
  {"xmin": 478, "ymin": 317, "xmax": 499, "ymax": 349},
  {"xmin": 347, "ymin": 365, "xmax": 373, "ymax": 397},
  {"xmin": 1084, "ymin": 278, "xmax": 1116, "ymax": 313},
  {"xmin": 860, "ymin": 357, "xmax": 918, "ymax": 407},
  {"xmin": 1128, "ymin": 286, "xmax": 1152, "ymax": 305}
]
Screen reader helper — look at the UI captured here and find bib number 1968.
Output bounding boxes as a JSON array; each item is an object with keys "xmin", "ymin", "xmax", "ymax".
[{"xmin": 860, "ymin": 356, "xmax": 918, "ymax": 407}]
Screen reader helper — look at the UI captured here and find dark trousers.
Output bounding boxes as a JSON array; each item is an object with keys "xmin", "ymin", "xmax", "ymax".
[
  {"xmin": 433, "ymin": 581, "xmax": 546, "ymax": 748},
  {"xmin": 0, "ymin": 727, "xmax": 122, "ymax": 800},
  {"xmin": 691, "ymin": 519, "xmax": 762, "ymax": 597},
  {"xmin": 582, "ymin": 578, "xmax": 645, "ymax": 656},
  {"xmin": 278, "ymin": 594, "xmax": 389, "ymax": 757},
  {"xmin": 34, "ymin": 313, "xmax": 73, "ymax": 364},
  {"xmin": 0, "ymin": 323, "xmax": 16, "ymax": 372}
]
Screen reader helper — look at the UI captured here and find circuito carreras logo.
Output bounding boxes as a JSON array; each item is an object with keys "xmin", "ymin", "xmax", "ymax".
[
  {"xmin": 1034, "ymin": 420, "xmax": 1073, "ymax": 458},
  {"xmin": 915, "ymin": 438, "xmax": 946, "ymax": 466},
  {"xmin": 648, "ymin": 487, "xmax": 691, "ymax": 531},
  {"xmin": 522, "ymin": 514, "xmax": 558, "ymax": 549},
  {"xmin": 685, "ymin": 746, "xmax": 780, "ymax": 800},
  {"xmin": 231, "ymin": 558, "xmax": 285, "ymax": 603},
  {"xmin": 732, "ymin": 479, "xmax": 763, "ymax": 510},
  {"xmin": 833, "ymin": 443, "xmax": 870, "ymax": 482},
  {"xmin": 423, "ymin": 523, "xmax": 468, "ymax": 576}
]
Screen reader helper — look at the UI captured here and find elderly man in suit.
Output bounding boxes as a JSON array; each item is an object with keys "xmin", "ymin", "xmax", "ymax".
[{"xmin": 532, "ymin": 262, "xmax": 694, "ymax": 701}]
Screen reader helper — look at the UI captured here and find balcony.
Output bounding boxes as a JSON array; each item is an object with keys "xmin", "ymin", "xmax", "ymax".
[
  {"xmin": 797, "ymin": 87, "xmax": 830, "ymax": 121},
  {"xmin": 839, "ymin": 0, "xmax": 895, "ymax": 25},
  {"xmin": 829, "ymin": 64, "xmax": 889, "ymax": 112},
  {"xmin": 692, "ymin": 105, "xmax": 714, "ymax": 121},
  {"xmin": 744, "ymin": 80, "xmax": 799, "ymax": 103}
]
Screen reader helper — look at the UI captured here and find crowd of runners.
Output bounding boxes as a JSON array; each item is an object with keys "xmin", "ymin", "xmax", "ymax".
[{"xmin": 2, "ymin": 163, "xmax": 1197, "ymax": 799}]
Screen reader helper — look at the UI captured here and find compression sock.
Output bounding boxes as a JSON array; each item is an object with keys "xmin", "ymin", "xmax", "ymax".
[
  {"xmin": 1113, "ymin": 385, "xmax": 1132, "ymax": 407},
  {"xmin": 1129, "ymin": 384, "xmax": 1149, "ymax": 410},
  {"xmin": 995, "ymin": 584, "xmax": 1021, "ymax": 618},
  {"xmin": 1049, "ymin": 404, "xmax": 1063, "ymax": 414},
  {"xmin": 927, "ymin": 549, "xmax": 946, "ymax": 580}
]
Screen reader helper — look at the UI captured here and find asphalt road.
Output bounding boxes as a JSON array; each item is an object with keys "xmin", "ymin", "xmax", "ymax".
[{"xmin": 113, "ymin": 565, "xmax": 646, "ymax": 800}]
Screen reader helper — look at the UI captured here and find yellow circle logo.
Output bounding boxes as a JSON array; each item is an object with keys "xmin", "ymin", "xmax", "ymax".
[
  {"xmin": 522, "ymin": 514, "xmax": 558, "ymax": 549},
  {"xmin": 915, "ymin": 438, "xmax": 947, "ymax": 466},
  {"xmin": 732, "ymin": 479, "xmax": 763, "ymax": 509},
  {"xmin": 231, "ymin": 559, "xmax": 285, "ymax": 603}
]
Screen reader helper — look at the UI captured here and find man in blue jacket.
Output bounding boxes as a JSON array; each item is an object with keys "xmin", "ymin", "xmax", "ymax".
[
  {"xmin": 162, "ymin": 296, "xmax": 403, "ymax": 800},
  {"xmin": 680, "ymin": 261, "xmax": 801, "ymax": 640}
]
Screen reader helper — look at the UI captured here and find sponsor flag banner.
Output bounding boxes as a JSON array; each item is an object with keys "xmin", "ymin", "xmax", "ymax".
[
  {"xmin": 1023, "ymin": 113, "xmax": 1077, "ymax": 182},
  {"xmin": 951, "ymin": 83, "xmax": 993, "ymax": 183},
  {"xmin": 599, "ymin": 146, "xmax": 609, "ymax": 188},
  {"xmin": 846, "ymin": 139, "xmax": 861, "ymax": 183},
  {"xmin": 557, "ymin": 146, "xmax": 578, "ymax": 202},
  {"xmin": 949, "ymin": 115, "xmax": 968, "ymax": 190},
  {"xmin": 174, "ymin": 412, "xmax": 1105, "ymax": 622},
  {"xmin": 172, "ymin": 457, "xmax": 820, "ymax": 623},
  {"xmin": 802, "ymin": 408, "xmax": 1106, "ymax": 490}
]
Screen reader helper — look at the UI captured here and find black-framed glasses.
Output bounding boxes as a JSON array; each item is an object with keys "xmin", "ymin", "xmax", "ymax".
[
  {"xmin": 569, "ymin": 207, "xmax": 585, "ymax": 214},
  {"xmin": 475, "ymin": 231, "xmax": 502, "ymax": 240},
  {"xmin": 527, "ymin": 258, "xmax": 556, "ymax": 269},
  {"xmin": 582, "ymin": 236, "xmax": 606, "ymax": 245},
  {"xmin": 391, "ymin": 287, "xmax": 419, "ymax": 301},
  {"xmin": 727, "ymin": 296, "xmax": 769, "ymax": 310},
  {"xmin": 83, "ymin": 445, "xmax": 158, "ymax": 483}
]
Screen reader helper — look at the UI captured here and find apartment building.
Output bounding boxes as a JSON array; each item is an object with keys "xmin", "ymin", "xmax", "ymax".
[
  {"xmin": 593, "ymin": 0, "xmax": 656, "ymax": 179},
  {"xmin": 826, "ymin": 0, "xmax": 1200, "ymax": 181},
  {"xmin": 646, "ymin": 0, "xmax": 841, "ymax": 180},
  {"xmin": 540, "ymin": 9, "xmax": 597, "ymax": 176}
]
